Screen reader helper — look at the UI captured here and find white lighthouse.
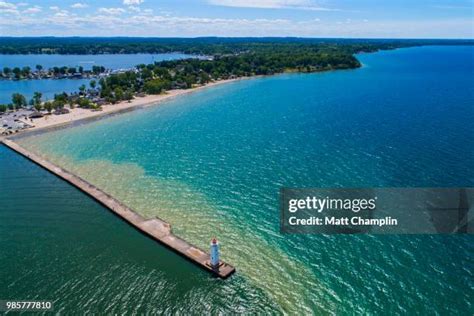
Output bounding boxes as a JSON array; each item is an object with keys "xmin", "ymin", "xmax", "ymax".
[{"xmin": 210, "ymin": 238, "xmax": 220, "ymax": 268}]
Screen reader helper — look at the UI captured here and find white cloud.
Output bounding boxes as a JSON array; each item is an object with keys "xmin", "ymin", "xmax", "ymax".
[
  {"xmin": 0, "ymin": 0, "xmax": 18, "ymax": 14},
  {"xmin": 0, "ymin": 8, "xmax": 17, "ymax": 14},
  {"xmin": 54, "ymin": 10, "xmax": 70, "ymax": 17},
  {"xmin": 71, "ymin": 3, "xmax": 88, "ymax": 9},
  {"xmin": 0, "ymin": 1, "xmax": 16, "ymax": 9},
  {"xmin": 123, "ymin": 0, "xmax": 144, "ymax": 5},
  {"xmin": 23, "ymin": 5, "xmax": 41, "ymax": 13},
  {"xmin": 17, "ymin": 2, "xmax": 28, "ymax": 6},
  {"xmin": 158, "ymin": 10, "xmax": 172, "ymax": 16},
  {"xmin": 49, "ymin": 6, "xmax": 60, "ymax": 10},
  {"xmin": 0, "ymin": 7, "xmax": 472, "ymax": 39},
  {"xmin": 98, "ymin": 7, "xmax": 126, "ymax": 15},
  {"xmin": 128, "ymin": 5, "xmax": 140, "ymax": 12},
  {"xmin": 207, "ymin": 0, "xmax": 337, "ymax": 11}
]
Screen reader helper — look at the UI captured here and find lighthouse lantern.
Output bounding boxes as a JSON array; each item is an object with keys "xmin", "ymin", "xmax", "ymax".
[{"xmin": 210, "ymin": 238, "xmax": 220, "ymax": 268}]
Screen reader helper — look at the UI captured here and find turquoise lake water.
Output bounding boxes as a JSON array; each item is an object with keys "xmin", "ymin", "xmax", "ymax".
[
  {"xmin": 4, "ymin": 46, "xmax": 474, "ymax": 314},
  {"xmin": 0, "ymin": 53, "xmax": 198, "ymax": 103}
]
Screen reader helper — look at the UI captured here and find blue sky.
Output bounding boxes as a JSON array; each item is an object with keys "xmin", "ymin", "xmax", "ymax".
[{"xmin": 0, "ymin": 0, "xmax": 473, "ymax": 38}]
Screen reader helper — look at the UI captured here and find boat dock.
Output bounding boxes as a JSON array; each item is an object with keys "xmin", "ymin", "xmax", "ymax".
[{"xmin": 2, "ymin": 138, "xmax": 235, "ymax": 279}]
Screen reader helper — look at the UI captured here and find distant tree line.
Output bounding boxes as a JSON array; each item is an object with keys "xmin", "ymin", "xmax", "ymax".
[{"xmin": 0, "ymin": 37, "xmax": 472, "ymax": 55}]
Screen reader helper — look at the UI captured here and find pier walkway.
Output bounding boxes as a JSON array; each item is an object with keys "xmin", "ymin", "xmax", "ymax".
[{"xmin": 2, "ymin": 139, "xmax": 235, "ymax": 279}]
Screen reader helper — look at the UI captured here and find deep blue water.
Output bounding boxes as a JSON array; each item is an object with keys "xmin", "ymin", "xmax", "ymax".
[{"xmin": 13, "ymin": 46, "xmax": 474, "ymax": 314}]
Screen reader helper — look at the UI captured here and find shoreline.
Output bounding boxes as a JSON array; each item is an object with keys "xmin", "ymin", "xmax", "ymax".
[
  {"xmin": 3, "ymin": 66, "xmax": 358, "ymax": 137},
  {"xmin": 3, "ymin": 62, "xmax": 367, "ymax": 137},
  {"xmin": 11, "ymin": 78, "xmax": 241, "ymax": 136}
]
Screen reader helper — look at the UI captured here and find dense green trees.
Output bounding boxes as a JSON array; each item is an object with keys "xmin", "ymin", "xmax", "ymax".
[
  {"xmin": 92, "ymin": 66, "xmax": 105, "ymax": 74},
  {"xmin": 114, "ymin": 87, "xmax": 124, "ymax": 100},
  {"xmin": 144, "ymin": 79, "xmax": 171, "ymax": 94},
  {"xmin": 32, "ymin": 92, "xmax": 42, "ymax": 111},
  {"xmin": 100, "ymin": 45, "xmax": 361, "ymax": 98},
  {"xmin": 12, "ymin": 93, "xmax": 27, "ymax": 108},
  {"xmin": 43, "ymin": 101, "xmax": 53, "ymax": 113},
  {"xmin": 52, "ymin": 93, "xmax": 68, "ymax": 109},
  {"xmin": 33, "ymin": 103, "xmax": 42, "ymax": 112},
  {"xmin": 21, "ymin": 66, "xmax": 31, "ymax": 77},
  {"xmin": 99, "ymin": 71, "xmax": 138, "ymax": 103},
  {"xmin": 33, "ymin": 92, "xmax": 42, "ymax": 104},
  {"xmin": 1, "ymin": 64, "xmax": 107, "ymax": 80},
  {"xmin": 12, "ymin": 67, "xmax": 21, "ymax": 79},
  {"xmin": 79, "ymin": 84, "xmax": 86, "ymax": 94}
]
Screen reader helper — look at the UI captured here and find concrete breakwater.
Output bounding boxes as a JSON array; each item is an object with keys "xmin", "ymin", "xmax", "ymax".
[{"xmin": 2, "ymin": 138, "xmax": 235, "ymax": 279}]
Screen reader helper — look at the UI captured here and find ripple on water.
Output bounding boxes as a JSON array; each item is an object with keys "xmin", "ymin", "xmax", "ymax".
[{"xmin": 15, "ymin": 46, "xmax": 474, "ymax": 314}]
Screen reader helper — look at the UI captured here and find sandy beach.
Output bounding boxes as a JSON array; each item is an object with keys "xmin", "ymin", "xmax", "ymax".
[{"xmin": 13, "ymin": 78, "xmax": 238, "ymax": 134}]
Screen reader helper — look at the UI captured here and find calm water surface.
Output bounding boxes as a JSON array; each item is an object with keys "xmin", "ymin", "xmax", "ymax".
[
  {"xmin": 0, "ymin": 78, "xmax": 91, "ymax": 104},
  {"xmin": 0, "ymin": 53, "xmax": 199, "ymax": 70},
  {"xmin": 5, "ymin": 46, "xmax": 474, "ymax": 314}
]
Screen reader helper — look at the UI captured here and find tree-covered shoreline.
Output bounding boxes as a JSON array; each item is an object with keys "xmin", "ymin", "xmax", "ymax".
[
  {"xmin": 0, "ymin": 37, "xmax": 472, "ymax": 55},
  {"xmin": 3, "ymin": 37, "xmax": 470, "ymax": 115},
  {"xmin": 1, "ymin": 65, "xmax": 107, "ymax": 80}
]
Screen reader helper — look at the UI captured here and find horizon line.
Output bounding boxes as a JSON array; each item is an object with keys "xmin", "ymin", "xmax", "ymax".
[{"xmin": 1, "ymin": 36, "xmax": 473, "ymax": 41}]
